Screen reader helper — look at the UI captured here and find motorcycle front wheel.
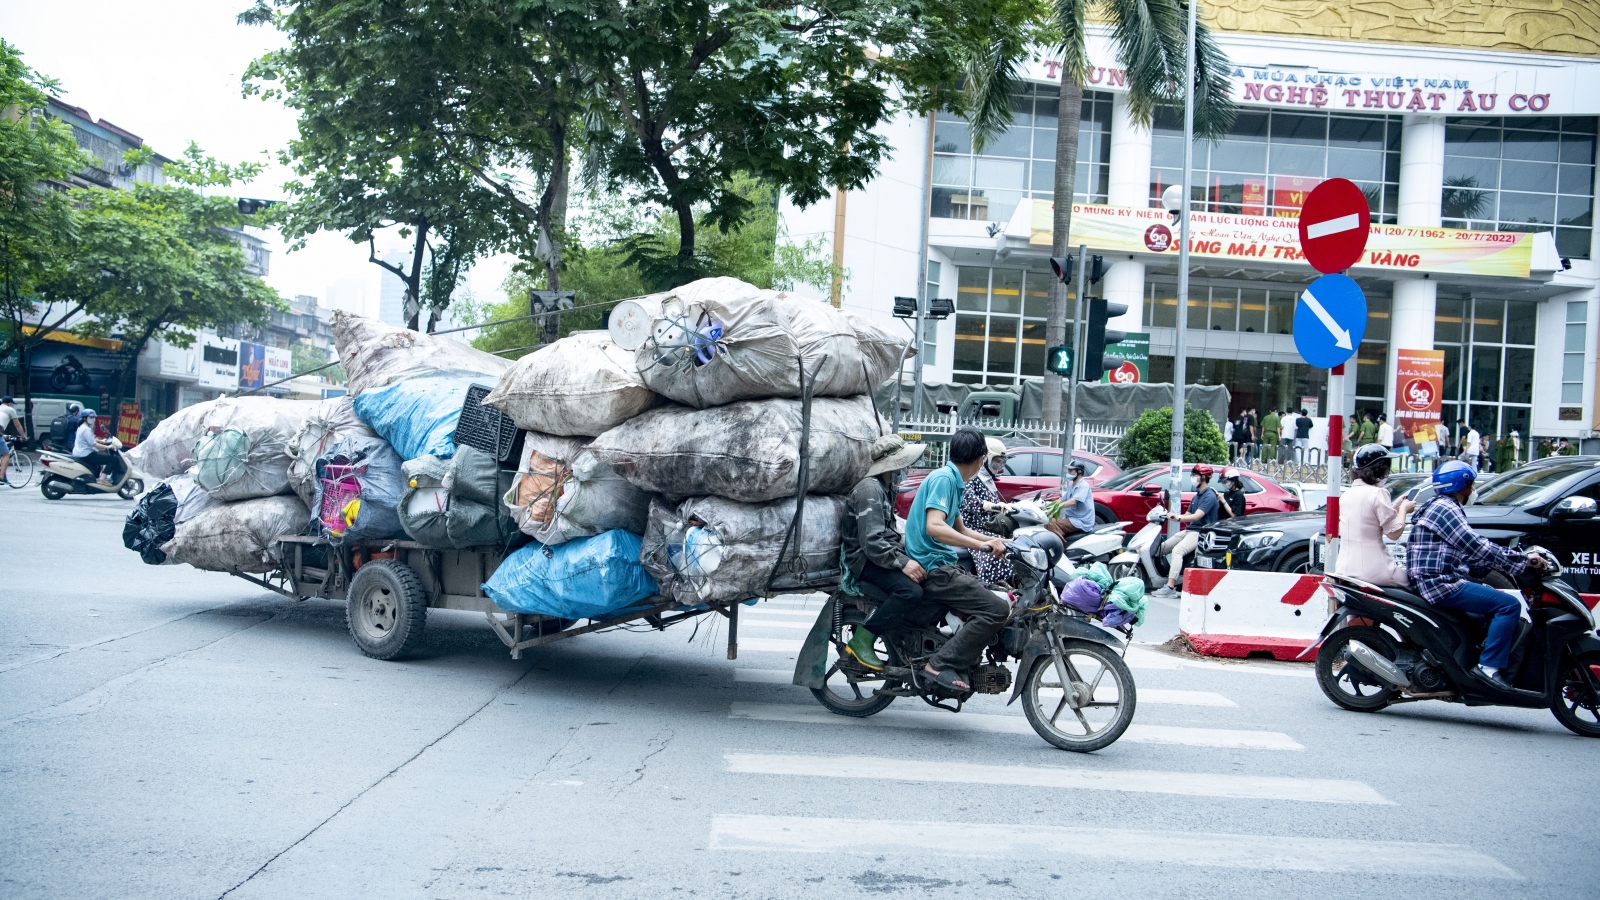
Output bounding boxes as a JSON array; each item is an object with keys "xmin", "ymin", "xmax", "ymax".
[
  {"xmin": 1550, "ymin": 648, "xmax": 1600, "ymax": 738},
  {"xmin": 1021, "ymin": 639, "xmax": 1136, "ymax": 752},
  {"xmin": 810, "ymin": 604, "xmax": 895, "ymax": 718},
  {"xmin": 117, "ymin": 478, "xmax": 143, "ymax": 500}
]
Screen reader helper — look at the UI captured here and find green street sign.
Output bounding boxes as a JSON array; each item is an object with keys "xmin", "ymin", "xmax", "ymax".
[{"xmin": 1046, "ymin": 345, "xmax": 1072, "ymax": 376}]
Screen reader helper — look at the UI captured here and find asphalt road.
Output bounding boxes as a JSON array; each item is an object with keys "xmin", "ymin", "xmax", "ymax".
[{"xmin": 2, "ymin": 484, "xmax": 1597, "ymax": 899}]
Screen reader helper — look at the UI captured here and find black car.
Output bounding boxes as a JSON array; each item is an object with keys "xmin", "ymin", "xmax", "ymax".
[{"xmin": 1192, "ymin": 511, "xmax": 1324, "ymax": 574}]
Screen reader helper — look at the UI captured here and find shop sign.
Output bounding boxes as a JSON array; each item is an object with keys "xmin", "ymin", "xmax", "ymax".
[
  {"xmin": 1023, "ymin": 200, "xmax": 1536, "ymax": 278},
  {"xmin": 238, "ymin": 343, "xmax": 293, "ymax": 391},
  {"xmin": 1034, "ymin": 58, "xmax": 1583, "ymax": 116},
  {"xmin": 197, "ymin": 337, "xmax": 240, "ymax": 391},
  {"xmin": 116, "ymin": 402, "xmax": 141, "ymax": 447},
  {"xmin": 1394, "ymin": 349, "xmax": 1445, "ymax": 443},
  {"xmin": 1099, "ymin": 332, "xmax": 1149, "ymax": 384}
]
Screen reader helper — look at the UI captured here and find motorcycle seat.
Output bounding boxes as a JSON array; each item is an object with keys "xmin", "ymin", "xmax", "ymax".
[{"xmin": 1378, "ymin": 587, "xmax": 1488, "ymax": 632}]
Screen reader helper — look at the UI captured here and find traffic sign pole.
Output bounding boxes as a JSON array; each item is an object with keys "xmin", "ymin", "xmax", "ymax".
[
  {"xmin": 1060, "ymin": 244, "xmax": 1088, "ymax": 493},
  {"xmin": 1325, "ymin": 363, "xmax": 1344, "ymax": 575}
]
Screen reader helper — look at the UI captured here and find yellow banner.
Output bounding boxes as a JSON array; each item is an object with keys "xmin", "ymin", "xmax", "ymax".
[{"xmin": 1026, "ymin": 200, "xmax": 1534, "ymax": 278}]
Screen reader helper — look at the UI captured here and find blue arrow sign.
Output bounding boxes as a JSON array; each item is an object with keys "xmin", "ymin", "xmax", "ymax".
[{"xmin": 1292, "ymin": 273, "xmax": 1367, "ymax": 369}]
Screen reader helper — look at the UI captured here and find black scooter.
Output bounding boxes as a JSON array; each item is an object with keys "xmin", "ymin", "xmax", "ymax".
[{"xmin": 1313, "ymin": 547, "xmax": 1600, "ymax": 737}]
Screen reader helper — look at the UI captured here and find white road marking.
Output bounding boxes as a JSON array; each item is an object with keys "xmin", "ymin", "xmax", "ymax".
[
  {"xmin": 734, "ymin": 669, "xmax": 794, "ymax": 684},
  {"xmin": 1306, "ymin": 212, "xmax": 1361, "ymax": 239},
  {"xmin": 739, "ymin": 620, "xmax": 813, "ymax": 632},
  {"xmin": 708, "ymin": 815, "xmax": 1518, "ymax": 879},
  {"xmin": 736, "ymin": 638, "xmax": 1312, "ymax": 678},
  {"xmin": 736, "ymin": 638, "xmax": 802, "ymax": 653},
  {"xmin": 729, "ymin": 702, "xmax": 1299, "ymax": 750},
  {"xmin": 723, "ymin": 752, "xmax": 1389, "ymax": 804}
]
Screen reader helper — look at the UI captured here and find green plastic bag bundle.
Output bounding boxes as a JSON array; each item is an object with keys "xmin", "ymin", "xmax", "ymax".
[
  {"xmin": 1081, "ymin": 561, "xmax": 1113, "ymax": 591},
  {"xmin": 1106, "ymin": 576, "xmax": 1147, "ymax": 626}
]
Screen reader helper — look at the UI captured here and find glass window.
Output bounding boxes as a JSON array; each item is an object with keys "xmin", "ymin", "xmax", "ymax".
[
  {"xmin": 1563, "ymin": 300, "xmax": 1588, "ymax": 405},
  {"xmin": 1003, "ymin": 453, "xmax": 1034, "ymax": 476},
  {"xmin": 1470, "ymin": 346, "xmax": 1501, "ymax": 402},
  {"xmin": 986, "ymin": 316, "xmax": 1020, "ymax": 376},
  {"xmin": 957, "ymin": 267, "xmax": 988, "ymax": 311},
  {"xmin": 1239, "ymin": 289, "xmax": 1267, "ymax": 334},
  {"xmin": 1149, "ymin": 281, "xmax": 1178, "ymax": 329},
  {"xmin": 1443, "ymin": 116, "xmax": 1596, "ymax": 258},
  {"xmin": 1503, "ymin": 348, "xmax": 1535, "ymax": 405},
  {"xmin": 1036, "ymin": 453, "xmax": 1062, "ymax": 477},
  {"xmin": 1186, "ymin": 287, "xmax": 1207, "ymax": 330},
  {"xmin": 1472, "ymin": 299, "xmax": 1504, "ymax": 343},
  {"xmin": 1504, "ymin": 300, "xmax": 1538, "ymax": 345},
  {"xmin": 1209, "ymin": 288, "xmax": 1238, "ymax": 331},
  {"xmin": 1268, "ymin": 291, "xmax": 1295, "ymax": 335},
  {"xmin": 954, "ymin": 314, "xmax": 987, "ymax": 373},
  {"xmin": 1020, "ymin": 320, "xmax": 1047, "ymax": 378},
  {"xmin": 990, "ymin": 269, "xmax": 1023, "ymax": 314}
]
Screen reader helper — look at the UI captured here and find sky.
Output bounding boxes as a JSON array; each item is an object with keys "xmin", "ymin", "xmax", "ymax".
[{"xmin": 0, "ymin": 1, "xmax": 515, "ymax": 319}]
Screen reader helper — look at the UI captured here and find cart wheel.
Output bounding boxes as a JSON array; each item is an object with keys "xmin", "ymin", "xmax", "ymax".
[{"xmin": 346, "ymin": 559, "xmax": 428, "ymax": 660}]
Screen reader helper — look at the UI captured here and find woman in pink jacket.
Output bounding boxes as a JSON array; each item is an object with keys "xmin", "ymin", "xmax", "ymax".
[{"xmin": 1334, "ymin": 443, "xmax": 1416, "ymax": 587}]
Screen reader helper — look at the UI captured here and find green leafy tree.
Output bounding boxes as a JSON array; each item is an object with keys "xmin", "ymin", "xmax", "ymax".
[
  {"xmin": 968, "ymin": 0, "xmax": 1235, "ymax": 423},
  {"xmin": 0, "ymin": 40, "xmax": 96, "ymax": 431},
  {"xmin": 1118, "ymin": 404, "xmax": 1226, "ymax": 468},
  {"xmin": 73, "ymin": 145, "xmax": 283, "ymax": 426}
]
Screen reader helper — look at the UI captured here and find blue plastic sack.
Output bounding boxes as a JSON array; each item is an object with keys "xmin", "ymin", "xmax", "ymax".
[
  {"xmin": 351, "ymin": 372, "xmax": 481, "ymax": 460},
  {"xmin": 482, "ymin": 530, "xmax": 659, "ymax": 620}
]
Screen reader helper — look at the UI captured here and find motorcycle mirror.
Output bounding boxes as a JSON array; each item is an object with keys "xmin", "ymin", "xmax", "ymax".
[{"xmin": 1139, "ymin": 484, "xmax": 1163, "ymax": 496}]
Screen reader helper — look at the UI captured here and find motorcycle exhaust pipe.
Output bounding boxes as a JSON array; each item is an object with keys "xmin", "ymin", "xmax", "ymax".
[{"xmin": 1346, "ymin": 640, "xmax": 1412, "ymax": 691}]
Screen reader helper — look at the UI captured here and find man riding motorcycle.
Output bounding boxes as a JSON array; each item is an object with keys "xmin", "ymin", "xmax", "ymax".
[
  {"xmin": 839, "ymin": 435, "xmax": 929, "ymax": 671},
  {"xmin": 1149, "ymin": 463, "xmax": 1220, "ymax": 599},
  {"xmin": 892, "ymin": 425, "xmax": 1010, "ymax": 693},
  {"xmin": 1406, "ymin": 460, "xmax": 1549, "ymax": 689}
]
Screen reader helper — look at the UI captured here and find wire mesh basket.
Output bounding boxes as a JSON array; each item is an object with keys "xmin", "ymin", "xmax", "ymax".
[{"xmin": 317, "ymin": 462, "xmax": 366, "ymax": 536}]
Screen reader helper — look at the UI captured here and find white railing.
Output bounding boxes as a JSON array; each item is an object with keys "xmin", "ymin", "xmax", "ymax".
[{"xmin": 893, "ymin": 413, "xmax": 1128, "ymax": 458}]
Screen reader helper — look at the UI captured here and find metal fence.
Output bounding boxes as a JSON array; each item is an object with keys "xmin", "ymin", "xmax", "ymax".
[{"xmin": 893, "ymin": 414, "xmax": 1129, "ymax": 468}]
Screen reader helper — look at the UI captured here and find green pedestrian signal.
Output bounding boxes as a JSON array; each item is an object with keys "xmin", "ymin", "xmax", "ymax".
[{"xmin": 1046, "ymin": 345, "xmax": 1073, "ymax": 376}]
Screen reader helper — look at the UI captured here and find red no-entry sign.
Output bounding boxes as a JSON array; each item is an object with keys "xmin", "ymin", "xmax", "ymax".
[{"xmin": 1297, "ymin": 178, "xmax": 1372, "ymax": 274}]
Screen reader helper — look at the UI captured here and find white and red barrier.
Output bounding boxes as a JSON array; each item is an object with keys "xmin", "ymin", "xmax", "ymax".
[{"xmin": 1178, "ymin": 568, "xmax": 1330, "ymax": 660}]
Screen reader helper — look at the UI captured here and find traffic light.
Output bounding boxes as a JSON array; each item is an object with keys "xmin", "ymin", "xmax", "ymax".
[
  {"xmin": 1046, "ymin": 345, "xmax": 1072, "ymax": 376},
  {"xmin": 1089, "ymin": 255, "xmax": 1105, "ymax": 285},
  {"xmin": 1083, "ymin": 297, "xmax": 1129, "ymax": 377},
  {"xmin": 237, "ymin": 198, "xmax": 276, "ymax": 215},
  {"xmin": 1049, "ymin": 256, "xmax": 1073, "ymax": 284}
]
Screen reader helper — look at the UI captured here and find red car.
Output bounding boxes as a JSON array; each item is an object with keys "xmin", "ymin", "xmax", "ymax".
[
  {"xmin": 1020, "ymin": 462, "xmax": 1300, "ymax": 530},
  {"xmin": 893, "ymin": 449, "xmax": 1121, "ymax": 519}
]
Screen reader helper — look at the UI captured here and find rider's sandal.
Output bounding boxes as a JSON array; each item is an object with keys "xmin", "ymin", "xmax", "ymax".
[{"xmin": 925, "ymin": 666, "xmax": 970, "ymax": 692}]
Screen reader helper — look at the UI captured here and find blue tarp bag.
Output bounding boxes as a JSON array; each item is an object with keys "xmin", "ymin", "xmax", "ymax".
[
  {"xmin": 483, "ymin": 530, "xmax": 659, "ymax": 620},
  {"xmin": 351, "ymin": 372, "xmax": 482, "ymax": 460}
]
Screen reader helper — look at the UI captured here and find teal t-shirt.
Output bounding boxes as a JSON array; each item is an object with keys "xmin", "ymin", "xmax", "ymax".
[{"xmin": 906, "ymin": 461, "xmax": 966, "ymax": 570}]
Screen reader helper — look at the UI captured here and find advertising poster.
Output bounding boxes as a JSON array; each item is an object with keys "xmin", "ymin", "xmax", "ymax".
[
  {"xmin": 23, "ymin": 341, "xmax": 131, "ymax": 399},
  {"xmin": 117, "ymin": 402, "xmax": 141, "ymax": 446},
  {"xmin": 1024, "ymin": 200, "xmax": 1536, "ymax": 278},
  {"xmin": 238, "ymin": 342, "xmax": 268, "ymax": 391},
  {"xmin": 1271, "ymin": 175, "xmax": 1322, "ymax": 217},
  {"xmin": 1100, "ymin": 332, "xmax": 1150, "ymax": 384},
  {"xmin": 1394, "ymin": 348, "xmax": 1445, "ymax": 445},
  {"xmin": 1241, "ymin": 179, "xmax": 1267, "ymax": 216},
  {"xmin": 264, "ymin": 346, "xmax": 292, "ymax": 385}
]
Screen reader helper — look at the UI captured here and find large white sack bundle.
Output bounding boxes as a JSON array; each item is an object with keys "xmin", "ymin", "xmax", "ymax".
[
  {"xmin": 128, "ymin": 397, "xmax": 316, "ymax": 484},
  {"xmin": 503, "ymin": 432, "xmax": 653, "ymax": 545},
  {"xmin": 483, "ymin": 332, "xmax": 662, "ymax": 437},
  {"xmin": 588, "ymin": 395, "xmax": 880, "ymax": 503},
  {"xmin": 125, "ymin": 402, "xmax": 212, "ymax": 478},
  {"xmin": 641, "ymin": 494, "xmax": 847, "ymax": 605},
  {"xmin": 160, "ymin": 495, "xmax": 308, "ymax": 573},
  {"xmin": 287, "ymin": 396, "xmax": 378, "ymax": 505},
  {"xmin": 190, "ymin": 398, "xmax": 317, "ymax": 501},
  {"xmin": 624, "ymin": 277, "xmax": 909, "ymax": 408},
  {"xmin": 332, "ymin": 310, "xmax": 510, "ymax": 396}
]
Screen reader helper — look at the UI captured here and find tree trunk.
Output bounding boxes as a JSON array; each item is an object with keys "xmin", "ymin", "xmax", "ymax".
[
  {"xmin": 404, "ymin": 219, "xmax": 429, "ymax": 331},
  {"xmin": 1043, "ymin": 71, "xmax": 1084, "ymax": 425},
  {"xmin": 537, "ymin": 125, "xmax": 569, "ymax": 292},
  {"xmin": 107, "ymin": 319, "xmax": 164, "ymax": 454}
]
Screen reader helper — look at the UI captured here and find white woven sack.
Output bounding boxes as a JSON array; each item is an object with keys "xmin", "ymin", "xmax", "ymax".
[
  {"xmin": 503, "ymin": 433, "xmax": 652, "ymax": 545},
  {"xmin": 483, "ymin": 332, "xmax": 661, "ymax": 437},
  {"xmin": 127, "ymin": 397, "xmax": 315, "ymax": 485},
  {"xmin": 160, "ymin": 495, "xmax": 308, "ymax": 573},
  {"xmin": 640, "ymin": 494, "xmax": 847, "ymax": 605},
  {"xmin": 332, "ymin": 310, "xmax": 510, "ymax": 396},
  {"xmin": 588, "ymin": 395, "xmax": 880, "ymax": 503},
  {"xmin": 287, "ymin": 396, "xmax": 378, "ymax": 505},
  {"xmin": 629, "ymin": 277, "xmax": 909, "ymax": 408}
]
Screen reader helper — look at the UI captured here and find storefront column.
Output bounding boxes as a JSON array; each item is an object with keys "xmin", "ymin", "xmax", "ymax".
[
  {"xmin": 1104, "ymin": 94, "xmax": 1151, "ymax": 333},
  {"xmin": 1385, "ymin": 115, "xmax": 1445, "ymax": 419}
]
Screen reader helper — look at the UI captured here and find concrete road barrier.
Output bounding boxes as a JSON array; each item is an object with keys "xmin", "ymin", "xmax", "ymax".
[{"xmin": 1179, "ymin": 568, "xmax": 1329, "ymax": 660}]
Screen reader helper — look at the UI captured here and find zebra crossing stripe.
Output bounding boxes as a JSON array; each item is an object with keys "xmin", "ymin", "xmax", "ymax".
[
  {"xmin": 733, "ymin": 670, "xmax": 1233, "ymax": 706},
  {"xmin": 728, "ymin": 702, "xmax": 1300, "ymax": 750},
  {"xmin": 707, "ymin": 815, "xmax": 1518, "ymax": 879},
  {"xmin": 723, "ymin": 752, "xmax": 1390, "ymax": 804}
]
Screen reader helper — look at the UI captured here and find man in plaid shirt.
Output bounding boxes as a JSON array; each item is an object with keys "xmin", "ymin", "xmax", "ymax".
[{"xmin": 1407, "ymin": 461, "xmax": 1548, "ymax": 688}]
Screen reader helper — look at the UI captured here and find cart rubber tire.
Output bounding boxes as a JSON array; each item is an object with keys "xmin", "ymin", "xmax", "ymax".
[
  {"xmin": 40, "ymin": 476, "xmax": 65, "ymax": 500},
  {"xmin": 346, "ymin": 559, "xmax": 428, "ymax": 660}
]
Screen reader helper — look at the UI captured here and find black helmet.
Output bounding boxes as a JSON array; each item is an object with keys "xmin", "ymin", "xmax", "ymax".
[{"xmin": 1353, "ymin": 443, "xmax": 1389, "ymax": 469}]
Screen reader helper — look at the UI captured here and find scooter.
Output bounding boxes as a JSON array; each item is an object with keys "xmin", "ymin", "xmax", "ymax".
[
  {"xmin": 37, "ymin": 440, "xmax": 145, "ymax": 500},
  {"xmin": 1064, "ymin": 520, "xmax": 1133, "ymax": 567},
  {"xmin": 1312, "ymin": 547, "xmax": 1600, "ymax": 738},
  {"xmin": 1110, "ymin": 504, "xmax": 1172, "ymax": 588}
]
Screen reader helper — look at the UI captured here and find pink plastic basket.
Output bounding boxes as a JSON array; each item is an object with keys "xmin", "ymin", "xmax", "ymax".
[{"xmin": 318, "ymin": 463, "xmax": 366, "ymax": 535}]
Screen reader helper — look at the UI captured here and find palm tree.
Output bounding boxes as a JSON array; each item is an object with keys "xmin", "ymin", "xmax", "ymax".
[{"xmin": 967, "ymin": 0, "xmax": 1235, "ymax": 422}]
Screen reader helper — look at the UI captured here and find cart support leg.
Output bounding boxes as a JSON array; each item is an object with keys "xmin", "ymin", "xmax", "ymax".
[
  {"xmin": 727, "ymin": 601, "xmax": 739, "ymax": 660},
  {"xmin": 511, "ymin": 615, "xmax": 523, "ymax": 661}
]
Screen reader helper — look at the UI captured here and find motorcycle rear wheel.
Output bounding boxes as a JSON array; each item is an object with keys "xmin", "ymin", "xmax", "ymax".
[
  {"xmin": 1550, "ymin": 649, "xmax": 1600, "ymax": 738},
  {"xmin": 810, "ymin": 605, "xmax": 895, "ymax": 717},
  {"xmin": 39, "ymin": 476, "xmax": 66, "ymax": 500},
  {"xmin": 117, "ymin": 478, "xmax": 143, "ymax": 500},
  {"xmin": 1021, "ymin": 639, "xmax": 1136, "ymax": 752},
  {"xmin": 1316, "ymin": 626, "xmax": 1399, "ymax": 712}
]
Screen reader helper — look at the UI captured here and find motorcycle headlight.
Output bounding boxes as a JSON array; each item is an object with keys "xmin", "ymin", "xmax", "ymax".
[
  {"xmin": 1021, "ymin": 547, "xmax": 1047, "ymax": 570},
  {"xmin": 1235, "ymin": 531, "xmax": 1282, "ymax": 552}
]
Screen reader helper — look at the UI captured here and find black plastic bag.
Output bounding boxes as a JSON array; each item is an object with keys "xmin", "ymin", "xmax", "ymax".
[{"xmin": 123, "ymin": 482, "xmax": 178, "ymax": 565}]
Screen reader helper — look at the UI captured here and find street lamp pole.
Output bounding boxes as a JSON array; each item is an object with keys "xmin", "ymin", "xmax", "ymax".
[{"xmin": 1168, "ymin": 0, "xmax": 1199, "ymax": 533}]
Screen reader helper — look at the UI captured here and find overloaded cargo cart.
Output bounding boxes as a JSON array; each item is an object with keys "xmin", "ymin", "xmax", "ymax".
[{"xmin": 121, "ymin": 276, "xmax": 903, "ymax": 664}]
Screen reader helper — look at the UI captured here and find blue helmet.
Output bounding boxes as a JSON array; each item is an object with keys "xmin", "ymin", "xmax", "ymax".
[{"xmin": 1432, "ymin": 459, "xmax": 1475, "ymax": 496}]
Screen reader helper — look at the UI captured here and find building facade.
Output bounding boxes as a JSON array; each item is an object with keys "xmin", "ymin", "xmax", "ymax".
[{"xmin": 781, "ymin": 9, "xmax": 1600, "ymax": 451}]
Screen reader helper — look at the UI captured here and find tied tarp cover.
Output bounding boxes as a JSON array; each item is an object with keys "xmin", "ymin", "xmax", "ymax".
[
  {"xmin": 351, "ymin": 371, "xmax": 482, "ymax": 460},
  {"xmin": 482, "ymin": 530, "xmax": 658, "ymax": 620}
]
